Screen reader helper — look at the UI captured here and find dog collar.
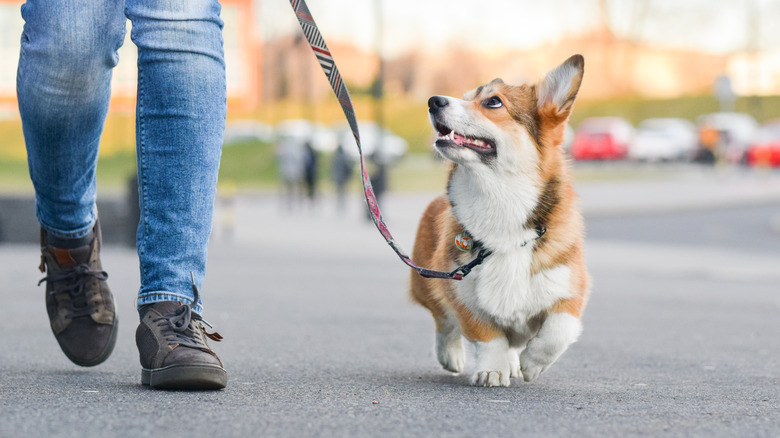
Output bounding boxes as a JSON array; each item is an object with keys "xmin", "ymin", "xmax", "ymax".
[
  {"xmin": 455, "ymin": 225, "xmax": 545, "ymax": 253},
  {"xmin": 448, "ymin": 225, "xmax": 546, "ymax": 278}
]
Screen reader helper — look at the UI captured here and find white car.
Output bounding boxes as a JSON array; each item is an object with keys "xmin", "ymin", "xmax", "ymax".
[{"xmin": 628, "ymin": 118, "xmax": 697, "ymax": 162}]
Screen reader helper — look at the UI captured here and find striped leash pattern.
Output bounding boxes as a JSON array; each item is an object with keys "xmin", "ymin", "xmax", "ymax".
[{"xmin": 289, "ymin": 0, "xmax": 490, "ymax": 280}]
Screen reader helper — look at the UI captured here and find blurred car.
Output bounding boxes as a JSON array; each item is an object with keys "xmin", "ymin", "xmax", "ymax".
[
  {"xmin": 275, "ymin": 119, "xmax": 337, "ymax": 152},
  {"xmin": 570, "ymin": 117, "xmax": 634, "ymax": 160},
  {"xmin": 335, "ymin": 120, "xmax": 408, "ymax": 165},
  {"xmin": 223, "ymin": 120, "xmax": 275, "ymax": 145},
  {"xmin": 746, "ymin": 119, "xmax": 780, "ymax": 167},
  {"xmin": 695, "ymin": 112, "xmax": 758, "ymax": 164},
  {"xmin": 628, "ymin": 118, "xmax": 697, "ymax": 162}
]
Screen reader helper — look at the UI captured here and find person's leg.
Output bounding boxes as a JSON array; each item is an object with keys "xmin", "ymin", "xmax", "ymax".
[
  {"xmin": 127, "ymin": 0, "xmax": 226, "ymax": 313},
  {"xmin": 18, "ymin": 0, "xmax": 126, "ymax": 238},
  {"xmin": 126, "ymin": 0, "xmax": 227, "ymax": 389},
  {"xmin": 17, "ymin": 0, "xmax": 126, "ymax": 366}
]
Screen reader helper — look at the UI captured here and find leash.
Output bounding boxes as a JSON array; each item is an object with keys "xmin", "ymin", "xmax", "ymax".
[{"xmin": 289, "ymin": 0, "xmax": 542, "ymax": 280}]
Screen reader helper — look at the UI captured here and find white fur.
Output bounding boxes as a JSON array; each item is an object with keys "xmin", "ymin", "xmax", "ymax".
[
  {"xmin": 519, "ymin": 312, "xmax": 582, "ymax": 382},
  {"xmin": 423, "ymin": 59, "xmax": 584, "ymax": 385},
  {"xmin": 460, "ymin": 256, "xmax": 573, "ymax": 328},
  {"xmin": 529, "ymin": 265, "xmax": 574, "ymax": 317},
  {"xmin": 509, "ymin": 347, "xmax": 522, "ymax": 378},
  {"xmin": 448, "ymin": 166, "xmax": 541, "ymax": 252},
  {"xmin": 538, "ymin": 61, "xmax": 579, "ymax": 110},
  {"xmin": 431, "ymin": 118, "xmax": 579, "ymax": 384},
  {"xmin": 435, "ymin": 311, "xmax": 465, "ymax": 373},
  {"xmin": 471, "ymin": 337, "xmax": 511, "ymax": 387}
]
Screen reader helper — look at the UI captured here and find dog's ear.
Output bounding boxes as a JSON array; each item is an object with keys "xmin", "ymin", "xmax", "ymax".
[{"xmin": 537, "ymin": 54, "xmax": 584, "ymax": 116}]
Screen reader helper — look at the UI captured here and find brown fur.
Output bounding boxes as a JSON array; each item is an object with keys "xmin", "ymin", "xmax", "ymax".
[
  {"xmin": 411, "ymin": 55, "xmax": 590, "ymax": 347},
  {"xmin": 410, "ymin": 196, "xmax": 507, "ymax": 342}
]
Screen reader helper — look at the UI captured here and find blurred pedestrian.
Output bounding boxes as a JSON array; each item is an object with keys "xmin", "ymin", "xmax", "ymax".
[
  {"xmin": 330, "ymin": 144, "xmax": 353, "ymax": 212},
  {"xmin": 303, "ymin": 141, "xmax": 319, "ymax": 203},
  {"xmin": 18, "ymin": 0, "xmax": 227, "ymax": 389},
  {"xmin": 695, "ymin": 124, "xmax": 718, "ymax": 165},
  {"xmin": 276, "ymin": 134, "xmax": 306, "ymax": 210}
]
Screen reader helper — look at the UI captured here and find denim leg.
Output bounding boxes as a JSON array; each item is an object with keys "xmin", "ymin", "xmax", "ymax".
[
  {"xmin": 17, "ymin": 0, "xmax": 127, "ymax": 239},
  {"xmin": 126, "ymin": 0, "xmax": 226, "ymax": 314}
]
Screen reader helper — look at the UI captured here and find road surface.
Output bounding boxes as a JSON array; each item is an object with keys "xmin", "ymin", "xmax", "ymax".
[{"xmin": 1, "ymin": 173, "xmax": 779, "ymax": 437}]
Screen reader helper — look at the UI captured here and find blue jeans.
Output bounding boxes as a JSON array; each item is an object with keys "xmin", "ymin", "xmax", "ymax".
[{"xmin": 17, "ymin": 0, "xmax": 226, "ymax": 314}]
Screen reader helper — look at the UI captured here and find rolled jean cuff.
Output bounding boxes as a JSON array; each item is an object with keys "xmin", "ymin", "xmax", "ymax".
[
  {"xmin": 39, "ymin": 212, "xmax": 97, "ymax": 240},
  {"xmin": 137, "ymin": 291, "xmax": 203, "ymax": 315}
]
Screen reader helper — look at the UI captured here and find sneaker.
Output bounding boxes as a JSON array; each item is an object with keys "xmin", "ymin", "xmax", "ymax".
[
  {"xmin": 136, "ymin": 281, "xmax": 226, "ymax": 390},
  {"xmin": 38, "ymin": 221, "xmax": 118, "ymax": 367}
]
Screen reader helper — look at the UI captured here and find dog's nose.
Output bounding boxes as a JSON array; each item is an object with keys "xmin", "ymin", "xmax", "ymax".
[{"xmin": 428, "ymin": 96, "xmax": 449, "ymax": 113}]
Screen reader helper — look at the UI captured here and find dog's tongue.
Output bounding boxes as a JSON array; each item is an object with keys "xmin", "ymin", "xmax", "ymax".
[{"xmin": 452, "ymin": 132, "xmax": 466, "ymax": 146}]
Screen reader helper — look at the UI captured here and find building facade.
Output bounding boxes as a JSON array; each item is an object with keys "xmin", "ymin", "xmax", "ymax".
[{"xmin": 0, "ymin": 0, "xmax": 261, "ymax": 117}]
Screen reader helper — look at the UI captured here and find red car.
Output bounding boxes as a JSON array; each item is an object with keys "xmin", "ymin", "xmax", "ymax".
[
  {"xmin": 570, "ymin": 117, "xmax": 634, "ymax": 161},
  {"xmin": 746, "ymin": 120, "xmax": 780, "ymax": 167}
]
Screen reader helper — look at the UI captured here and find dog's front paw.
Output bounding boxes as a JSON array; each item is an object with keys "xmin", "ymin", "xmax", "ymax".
[
  {"xmin": 519, "ymin": 354, "xmax": 548, "ymax": 382},
  {"xmin": 471, "ymin": 370, "xmax": 510, "ymax": 387},
  {"xmin": 519, "ymin": 313, "xmax": 582, "ymax": 382},
  {"xmin": 471, "ymin": 337, "xmax": 511, "ymax": 387}
]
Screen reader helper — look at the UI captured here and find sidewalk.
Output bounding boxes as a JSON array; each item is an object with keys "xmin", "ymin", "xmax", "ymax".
[
  {"xmin": 2, "ymin": 165, "xmax": 778, "ymax": 246},
  {"xmin": 208, "ymin": 167, "xmax": 780, "ymax": 256},
  {"xmin": 577, "ymin": 167, "xmax": 780, "ymax": 217}
]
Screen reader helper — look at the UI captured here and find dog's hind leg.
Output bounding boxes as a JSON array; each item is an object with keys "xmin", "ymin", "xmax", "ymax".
[
  {"xmin": 410, "ymin": 270, "xmax": 465, "ymax": 373},
  {"xmin": 434, "ymin": 311, "xmax": 465, "ymax": 373}
]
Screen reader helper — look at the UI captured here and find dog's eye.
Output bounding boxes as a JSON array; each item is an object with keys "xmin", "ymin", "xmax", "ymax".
[{"xmin": 484, "ymin": 96, "xmax": 503, "ymax": 109}]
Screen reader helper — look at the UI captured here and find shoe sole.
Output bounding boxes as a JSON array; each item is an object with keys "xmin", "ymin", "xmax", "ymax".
[
  {"xmin": 58, "ymin": 315, "xmax": 119, "ymax": 368},
  {"xmin": 142, "ymin": 364, "xmax": 227, "ymax": 390}
]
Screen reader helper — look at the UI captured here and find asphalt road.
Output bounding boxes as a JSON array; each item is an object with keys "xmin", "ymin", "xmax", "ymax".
[
  {"xmin": 1, "ymin": 185, "xmax": 779, "ymax": 437},
  {"xmin": 587, "ymin": 203, "xmax": 780, "ymax": 256}
]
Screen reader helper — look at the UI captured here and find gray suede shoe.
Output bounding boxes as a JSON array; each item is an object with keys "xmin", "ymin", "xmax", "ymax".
[
  {"xmin": 136, "ymin": 284, "xmax": 226, "ymax": 390},
  {"xmin": 39, "ymin": 221, "xmax": 118, "ymax": 367}
]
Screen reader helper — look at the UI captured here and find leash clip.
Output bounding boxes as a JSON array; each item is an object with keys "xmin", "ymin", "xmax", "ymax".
[
  {"xmin": 449, "ymin": 226, "xmax": 543, "ymax": 280},
  {"xmin": 450, "ymin": 248, "xmax": 492, "ymax": 280}
]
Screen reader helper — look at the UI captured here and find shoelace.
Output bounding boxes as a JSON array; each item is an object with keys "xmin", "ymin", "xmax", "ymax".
[
  {"xmin": 38, "ymin": 264, "xmax": 108, "ymax": 318},
  {"xmin": 153, "ymin": 277, "xmax": 223, "ymax": 349}
]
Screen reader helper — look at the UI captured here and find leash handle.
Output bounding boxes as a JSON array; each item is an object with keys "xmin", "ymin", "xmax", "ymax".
[{"xmin": 290, "ymin": 0, "xmax": 485, "ymax": 281}]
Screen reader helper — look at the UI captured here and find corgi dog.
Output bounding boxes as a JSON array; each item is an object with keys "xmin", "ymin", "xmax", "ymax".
[{"xmin": 410, "ymin": 55, "xmax": 589, "ymax": 387}]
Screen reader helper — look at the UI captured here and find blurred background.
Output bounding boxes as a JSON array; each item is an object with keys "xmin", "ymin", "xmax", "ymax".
[
  {"xmin": 1, "ymin": 0, "xmax": 780, "ymax": 245},
  {"xmin": 2, "ymin": 3, "xmax": 778, "ymax": 430}
]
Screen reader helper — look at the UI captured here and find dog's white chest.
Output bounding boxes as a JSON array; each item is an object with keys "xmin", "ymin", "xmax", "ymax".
[{"xmin": 457, "ymin": 249, "xmax": 572, "ymax": 328}]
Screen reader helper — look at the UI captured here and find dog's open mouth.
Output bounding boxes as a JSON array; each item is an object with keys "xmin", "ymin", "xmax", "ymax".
[{"xmin": 435, "ymin": 123, "xmax": 495, "ymax": 154}]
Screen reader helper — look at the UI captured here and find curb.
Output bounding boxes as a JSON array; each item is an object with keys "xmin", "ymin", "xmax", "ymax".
[{"xmin": 0, "ymin": 195, "xmax": 137, "ymax": 246}]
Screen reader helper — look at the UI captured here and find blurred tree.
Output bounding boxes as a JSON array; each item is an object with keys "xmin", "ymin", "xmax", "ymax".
[{"xmin": 596, "ymin": 0, "xmax": 651, "ymax": 96}]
